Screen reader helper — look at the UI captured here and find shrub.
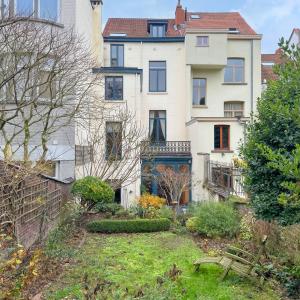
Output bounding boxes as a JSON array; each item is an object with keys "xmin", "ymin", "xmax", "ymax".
[
  {"xmin": 94, "ymin": 202, "xmax": 122, "ymax": 215},
  {"xmin": 138, "ymin": 193, "xmax": 166, "ymax": 209},
  {"xmin": 241, "ymin": 40, "xmax": 300, "ymax": 225},
  {"xmin": 158, "ymin": 206, "xmax": 174, "ymax": 220},
  {"xmin": 86, "ymin": 218, "xmax": 171, "ymax": 233},
  {"xmin": 71, "ymin": 177, "xmax": 114, "ymax": 210},
  {"xmin": 186, "ymin": 217, "xmax": 198, "ymax": 233},
  {"xmin": 191, "ymin": 202, "xmax": 240, "ymax": 238}
]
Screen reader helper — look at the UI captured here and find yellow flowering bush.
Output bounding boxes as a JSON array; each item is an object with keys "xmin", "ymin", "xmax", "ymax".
[{"xmin": 138, "ymin": 193, "xmax": 166, "ymax": 209}]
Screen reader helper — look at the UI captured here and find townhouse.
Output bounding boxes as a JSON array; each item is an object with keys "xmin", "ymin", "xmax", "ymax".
[
  {"xmin": 97, "ymin": 1, "xmax": 262, "ymax": 206},
  {"xmin": 0, "ymin": 0, "xmax": 103, "ymax": 181}
]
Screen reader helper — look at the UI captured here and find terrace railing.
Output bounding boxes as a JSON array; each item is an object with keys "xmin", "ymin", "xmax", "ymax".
[
  {"xmin": 142, "ymin": 141, "xmax": 191, "ymax": 156},
  {"xmin": 206, "ymin": 160, "xmax": 246, "ymax": 198}
]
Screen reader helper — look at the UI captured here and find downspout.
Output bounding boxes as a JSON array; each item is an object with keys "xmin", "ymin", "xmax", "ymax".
[{"xmin": 250, "ymin": 40, "xmax": 254, "ymax": 114}]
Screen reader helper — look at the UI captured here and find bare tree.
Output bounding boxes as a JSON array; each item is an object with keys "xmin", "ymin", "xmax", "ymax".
[
  {"xmin": 76, "ymin": 102, "xmax": 148, "ymax": 190},
  {"xmin": 0, "ymin": 18, "xmax": 100, "ymax": 162},
  {"xmin": 155, "ymin": 165, "xmax": 192, "ymax": 210}
]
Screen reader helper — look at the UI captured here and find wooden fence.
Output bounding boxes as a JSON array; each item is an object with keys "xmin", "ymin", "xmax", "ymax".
[{"xmin": 0, "ymin": 163, "xmax": 63, "ymax": 249}]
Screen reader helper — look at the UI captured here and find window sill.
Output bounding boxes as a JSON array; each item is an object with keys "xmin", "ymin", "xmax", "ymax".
[
  {"xmin": 211, "ymin": 150, "xmax": 234, "ymax": 154},
  {"xmin": 104, "ymin": 100, "xmax": 125, "ymax": 103},
  {"xmin": 193, "ymin": 105, "xmax": 208, "ymax": 109},
  {"xmin": 147, "ymin": 92, "xmax": 168, "ymax": 95},
  {"xmin": 222, "ymin": 82, "xmax": 248, "ymax": 85}
]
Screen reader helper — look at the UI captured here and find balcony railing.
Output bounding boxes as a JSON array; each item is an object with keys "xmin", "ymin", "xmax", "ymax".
[
  {"xmin": 206, "ymin": 160, "xmax": 246, "ymax": 198},
  {"xmin": 142, "ymin": 141, "xmax": 191, "ymax": 156}
]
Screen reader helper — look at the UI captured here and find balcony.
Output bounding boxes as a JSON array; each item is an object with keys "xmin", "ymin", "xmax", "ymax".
[
  {"xmin": 141, "ymin": 141, "xmax": 191, "ymax": 156},
  {"xmin": 206, "ymin": 160, "xmax": 246, "ymax": 198}
]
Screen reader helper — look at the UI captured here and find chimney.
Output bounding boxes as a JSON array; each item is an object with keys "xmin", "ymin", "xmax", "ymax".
[
  {"xmin": 91, "ymin": 0, "xmax": 103, "ymax": 65},
  {"xmin": 175, "ymin": 0, "xmax": 185, "ymax": 26}
]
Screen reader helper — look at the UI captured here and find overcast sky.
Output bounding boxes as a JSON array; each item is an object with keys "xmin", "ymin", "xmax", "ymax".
[{"xmin": 102, "ymin": 0, "xmax": 300, "ymax": 54}]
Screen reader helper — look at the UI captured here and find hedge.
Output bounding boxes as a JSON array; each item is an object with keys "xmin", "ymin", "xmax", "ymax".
[{"xmin": 86, "ymin": 218, "xmax": 171, "ymax": 233}]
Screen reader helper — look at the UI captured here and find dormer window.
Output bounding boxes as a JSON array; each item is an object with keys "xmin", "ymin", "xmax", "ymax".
[
  {"xmin": 148, "ymin": 20, "xmax": 168, "ymax": 38},
  {"xmin": 150, "ymin": 24, "xmax": 166, "ymax": 37}
]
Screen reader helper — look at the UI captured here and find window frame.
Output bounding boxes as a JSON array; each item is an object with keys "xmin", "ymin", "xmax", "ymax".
[
  {"xmin": 224, "ymin": 101, "xmax": 244, "ymax": 118},
  {"xmin": 192, "ymin": 78, "xmax": 207, "ymax": 106},
  {"xmin": 150, "ymin": 24, "xmax": 166, "ymax": 37},
  {"xmin": 149, "ymin": 61, "xmax": 167, "ymax": 93},
  {"xmin": 149, "ymin": 110, "xmax": 167, "ymax": 143},
  {"xmin": 15, "ymin": 0, "xmax": 34, "ymax": 17},
  {"xmin": 38, "ymin": 0, "xmax": 60, "ymax": 22},
  {"xmin": 105, "ymin": 76, "xmax": 123, "ymax": 101},
  {"xmin": 224, "ymin": 58, "xmax": 245, "ymax": 83},
  {"xmin": 214, "ymin": 125, "xmax": 230, "ymax": 150},
  {"xmin": 196, "ymin": 36, "xmax": 209, "ymax": 47},
  {"xmin": 110, "ymin": 44, "xmax": 124, "ymax": 67},
  {"xmin": 105, "ymin": 121, "xmax": 122, "ymax": 161}
]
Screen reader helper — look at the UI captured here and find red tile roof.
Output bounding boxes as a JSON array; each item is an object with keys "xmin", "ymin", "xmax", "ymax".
[
  {"xmin": 103, "ymin": 12, "xmax": 257, "ymax": 38},
  {"xmin": 261, "ymin": 49, "xmax": 283, "ymax": 83},
  {"xmin": 103, "ymin": 18, "xmax": 182, "ymax": 38},
  {"xmin": 185, "ymin": 12, "xmax": 256, "ymax": 35}
]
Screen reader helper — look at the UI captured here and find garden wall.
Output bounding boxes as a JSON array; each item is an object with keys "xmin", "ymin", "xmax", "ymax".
[{"xmin": 0, "ymin": 162, "xmax": 68, "ymax": 249}]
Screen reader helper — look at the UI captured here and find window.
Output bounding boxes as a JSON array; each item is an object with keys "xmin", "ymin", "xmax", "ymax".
[
  {"xmin": 16, "ymin": 0, "xmax": 33, "ymax": 16},
  {"xmin": 75, "ymin": 145, "xmax": 94, "ymax": 166},
  {"xmin": 40, "ymin": 0, "xmax": 59, "ymax": 21},
  {"xmin": 149, "ymin": 110, "xmax": 166, "ymax": 143},
  {"xmin": 224, "ymin": 58, "xmax": 245, "ymax": 83},
  {"xmin": 197, "ymin": 36, "xmax": 209, "ymax": 47},
  {"xmin": 105, "ymin": 76, "xmax": 123, "ymax": 100},
  {"xmin": 150, "ymin": 24, "xmax": 166, "ymax": 37},
  {"xmin": 106, "ymin": 122, "xmax": 122, "ymax": 160},
  {"xmin": 0, "ymin": 0, "xmax": 9, "ymax": 18},
  {"xmin": 214, "ymin": 125, "xmax": 230, "ymax": 150},
  {"xmin": 149, "ymin": 61, "xmax": 166, "ymax": 92},
  {"xmin": 224, "ymin": 101, "xmax": 244, "ymax": 118},
  {"xmin": 111, "ymin": 44, "xmax": 124, "ymax": 67},
  {"xmin": 193, "ymin": 78, "xmax": 206, "ymax": 105}
]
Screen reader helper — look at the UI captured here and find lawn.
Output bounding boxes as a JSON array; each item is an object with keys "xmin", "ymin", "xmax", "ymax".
[{"xmin": 45, "ymin": 232, "xmax": 279, "ymax": 300}]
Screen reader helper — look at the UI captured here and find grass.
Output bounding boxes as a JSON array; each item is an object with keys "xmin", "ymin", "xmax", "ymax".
[{"xmin": 45, "ymin": 232, "xmax": 279, "ymax": 300}]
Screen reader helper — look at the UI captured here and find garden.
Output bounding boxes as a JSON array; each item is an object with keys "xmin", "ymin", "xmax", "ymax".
[{"xmin": 1, "ymin": 40, "xmax": 300, "ymax": 299}]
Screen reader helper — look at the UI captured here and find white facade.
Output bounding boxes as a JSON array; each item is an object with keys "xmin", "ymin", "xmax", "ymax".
[
  {"xmin": 99, "ymin": 7, "xmax": 262, "ymax": 206},
  {"xmin": 0, "ymin": 0, "xmax": 102, "ymax": 181}
]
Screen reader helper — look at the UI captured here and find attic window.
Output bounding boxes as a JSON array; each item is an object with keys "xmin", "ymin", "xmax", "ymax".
[
  {"xmin": 228, "ymin": 28, "xmax": 240, "ymax": 34},
  {"xmin": 190, "ymin": 14, "xmax": 200, "ymax": 19},
  {"xmin": 110, "ymin": 33, "xmax": 127, "ymax": 37},
  {"xmin": 150, "ymin": 24, "xmax": 166, "ymax": 37}
]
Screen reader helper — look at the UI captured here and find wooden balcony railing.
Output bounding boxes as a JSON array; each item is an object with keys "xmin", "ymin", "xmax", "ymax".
[{"xmin": 142, "ymin": 141, "xmax": 191, "ymax": 156}]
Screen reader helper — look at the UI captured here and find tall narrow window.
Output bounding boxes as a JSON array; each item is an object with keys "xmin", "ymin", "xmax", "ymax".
[
  {"xmin": 105, "ymin": 76, "xmax": 123, "ymax": 100},
  {"xmin": 106, "ymin": 122, "xmax": 122, "ymax": 160},
  {"xmin": 16, "ymin": 0, "xmax": 33, "ymax": 16},
  {"xmin": 40, "ymin": 0, "xmax": 59, "ymax": 21},
  {"xmin": 150, "ymin": 25, "xmax": 166, "ymax": 37},
  {"xmin": 224, "ymin": 101, "xmax": 244, "ymax": 117},
  {"xmin": 224, "ymin": 58, "xmax": 245, "ymax": 83},
  {"xmin": 214, "ymin": 125, "xmax": 230, "ymax": 150},
  {"xmin": 149, "ymin": 111, "xmax": 166, "ymax": 143},
  {"xmin": 149, "ymin": 61, "xmax": 166, "ymax": 92},
  {"xmin": 111, "ymin": 44, "xmax": 124, "ymax": 67},
  {"xmin": 193, "ymin": 78, "xmax": 206, "ymax": 105}
]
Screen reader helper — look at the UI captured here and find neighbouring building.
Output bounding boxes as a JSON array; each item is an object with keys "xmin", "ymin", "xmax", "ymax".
[
  {"xmin": 288, "ymin": 28, "xmax": 300, "ymax": 48},
  {"xmin": 94, "ymin": 0, "xmax": 262, "ymax": 206},
  {"xmin": 0, "ymin": 0, "xmax": 103, "ymax": 181},
  {"xmin": 261, "ymin": 48, "xmax": 282, "ymax": 90}
]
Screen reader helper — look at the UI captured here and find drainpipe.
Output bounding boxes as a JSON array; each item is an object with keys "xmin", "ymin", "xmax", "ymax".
[{"xmin": 250, "ymin": 40, "xmax": 254, "ymax": 114}]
